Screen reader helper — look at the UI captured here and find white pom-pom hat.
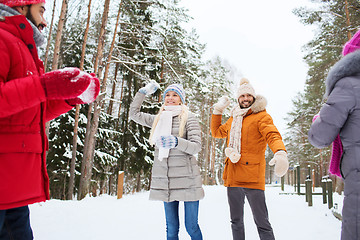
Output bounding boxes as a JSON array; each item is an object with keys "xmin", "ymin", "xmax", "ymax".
[{"xmin": 236, "ymin": 78, "xmax": 255, "ymax": 99}]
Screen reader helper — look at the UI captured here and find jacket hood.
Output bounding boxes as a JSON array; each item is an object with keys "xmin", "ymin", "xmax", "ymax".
[
  {"xmin": 251, "ymin": 94, "xmax": 267, "ymax": 113},
  {"xmin": 326, "ymin": 50, "xmax": 360, "ymax": 97},
  {"xmin": 0, "ymin": 3, "xmax": 45, "ymax": 47}
]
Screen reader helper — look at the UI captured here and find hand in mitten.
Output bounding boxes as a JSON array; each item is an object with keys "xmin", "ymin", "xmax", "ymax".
[
  {"xmin": 66, "ymin": 73, "xmax": 100, "ymax": 105},
  {"xmin": 40, "ymin": 67, "xmax": 91, "ymax": 100},
  {"xmin": 312, "ymin": 114, "xmax": 319, "ymax": 122},
  {"xmin": 155, "ymin": 135, "xmax": 178, "ymax": 149},
  {"xmin": 269, "ymin": 150, "xmax": 289, "ymax": 177},
  {"xmin": 213, "ymin": 96, "xmax": 230, "ymax": 115},
  {"xmin": 225, "ymin": 147, "xmax": 241, "ymax": 163},
  {"xmin": 139, "ymin": 80, "xmax": 160, "ymax": 95}
]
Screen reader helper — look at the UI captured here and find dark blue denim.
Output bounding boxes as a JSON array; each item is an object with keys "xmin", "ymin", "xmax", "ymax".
[
  {"xmin": 0, "ymin": 206, "xmax": 33, "ymax": 240},
  {"xmin": 163, "ymin": 201, "xmax": 202, "ymax": 240}
]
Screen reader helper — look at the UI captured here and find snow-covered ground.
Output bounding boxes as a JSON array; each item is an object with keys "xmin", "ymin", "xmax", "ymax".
[{"xmin": 29, "ymin": 185, "xmax": 342, "ymax": 239}]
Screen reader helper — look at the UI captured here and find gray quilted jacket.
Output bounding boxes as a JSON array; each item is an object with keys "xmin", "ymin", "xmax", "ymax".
[
  {"xmin": 129, "ymin": 92, "xmax": 204, "ymax": 202},
  {"xmin": 308, "ymin": 50, "xmax": 360, "ymax": 239}
]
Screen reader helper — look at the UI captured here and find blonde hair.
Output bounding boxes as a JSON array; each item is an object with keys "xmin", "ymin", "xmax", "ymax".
[{"xmin": 149, "ymin": 104, "xmax": 189, "ymax": 145}]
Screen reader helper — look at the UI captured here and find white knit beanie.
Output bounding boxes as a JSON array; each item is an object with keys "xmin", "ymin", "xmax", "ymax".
[{"xmin": 236, "ymin": 78, "xmax": 255, "ymax": 99}]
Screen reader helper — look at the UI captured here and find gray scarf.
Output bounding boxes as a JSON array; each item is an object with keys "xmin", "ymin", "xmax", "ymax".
[{"xmin": 0, "ymin": 3, "xmax": 45, "ymax": 47}]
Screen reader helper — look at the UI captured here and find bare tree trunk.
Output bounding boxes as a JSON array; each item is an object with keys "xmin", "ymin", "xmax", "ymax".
[
  {"xmin": 78, "ymin": 0, "xmax": 113, "ymax": 200},
  {"xmin": 345, "ymin": 0, "xmax": 352, "ymax": 40},
  {"xmin": 117, "ymin": 76, "xmax": 125, "ymax": 119},
  {"xmin": 203, "ymin": 106, "xmax": 210, "ymax": 185},
  {"xmin": 101, "ymin": 0, "xmax": 123, "ymax": 110},
  {"xmin": 44, "ymin": 0, "xmax": 67, "ymax": 198},
  {"xmin": 67, "ymin": 0, "xmax": 93, "ymax": 201},
  {"xmin": 158, "ymin": 57, "xmax": 165, "ymax": 103},
  {"xmin": 44, "ymin": 0, "xmax": 56, "ymax": 71},
  {"xmin": 51, "ymin": 0, "xmax": 68, "ymax": 71},
  {"xmin": 107, "ymin": 63, "xmax": 119, "ymax": 115},
  {"xmin": 136, "ymin": 171, "xmax": 141, "ymax": 192},
  {"xmin": 211, "ymin": 138, "xmax": 216, "ymax": 183}
]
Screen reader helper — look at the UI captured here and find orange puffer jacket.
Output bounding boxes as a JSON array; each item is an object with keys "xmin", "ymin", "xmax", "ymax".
[{"xmin": 211, "ymin": 95, "xmax": 286, "ymax": 190}]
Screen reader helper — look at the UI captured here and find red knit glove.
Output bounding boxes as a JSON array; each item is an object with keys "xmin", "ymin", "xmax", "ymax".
[
  {"xmin": 66, "ymin": 73, "xmax": 100, "ymax": 105},
  {"xmin": 40, "ymin": 67, "xmax": 91, "ymax": 100}
]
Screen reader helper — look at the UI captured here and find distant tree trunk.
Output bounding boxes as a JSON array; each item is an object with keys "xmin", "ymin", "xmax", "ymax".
[
  {"xmin": 44, "ymin": 0, "xmax": 56, "ymax": 71},
  {"xmin": 51, "ymin": 0, "xmax": 68, "ymax": 71},
  {"xmin": 118, "ymin": 74, "xmax": 126, "ymax": 119},
  {"xmin": 78, "ymin": 0, "xmax": 112, "ymax": 200},
  {"xmin": 136, "ymin": 171, "xmax": 141, "ymax": 192},
  {"xmin": 344, "ymin": 0, "xmax": 352, "ymax": 40},
  {"xmin": 203, "ymin": 105, "xmax": 211, "ymax": 185},
  {"xmin": 211, "ymin": 138, "xmax": 216, "ymax": 182},
  {"xmin": 45, "ymin": 0, "xmax": 67, "ymax": 198},
  {"xmin": 107, "ymin": 63, "xmax": 119, "ymax": 115},
  {"xmin": 67, "ymin": 0, "xmax": 93, "ymax": 201},
  {"xmin": 101, "ymin": 1, "xmax": 123, "ymax": 110}
]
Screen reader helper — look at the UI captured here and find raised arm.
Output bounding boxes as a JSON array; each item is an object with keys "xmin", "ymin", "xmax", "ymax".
[
  {"xmin": 210, "ymin": 96, "xmax": 232, "ymax": 139},
  {"xmin": 129, "ymin": 80, "xmax": 160, "ymax": 128}
]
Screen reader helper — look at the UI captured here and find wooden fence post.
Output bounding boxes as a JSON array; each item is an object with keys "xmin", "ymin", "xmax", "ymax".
[
  {"xmin": 296, "ymin": 165, "xmax": 301, "ymax": 195},
  {"xmin": 117, "ymin": 171, "xmax": 124, "ymax": 199},
  {"xmin": 327, "ymin": 179, "xmax": 333, "ymax": 209},
  {"xmin": 305, "ymin": 178, "xmax": 313, "ymax": 206},
  {"xmin": 322, "ymin": 177, "xmax": 327, "ymax": 204},
  {"xmin": 293, "ymin": 169, "xmax": 296, "ymax": 192}
]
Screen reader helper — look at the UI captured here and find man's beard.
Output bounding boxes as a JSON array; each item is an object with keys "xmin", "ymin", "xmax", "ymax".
[
  {"xmin": 239, "ymin": 101, "xmax": 253, "ymax": 109},
  {"xmin": 26, "ymin": 10, "xmax": 45, "ymax": 31}
]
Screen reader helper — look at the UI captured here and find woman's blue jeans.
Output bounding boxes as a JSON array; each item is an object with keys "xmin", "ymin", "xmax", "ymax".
[
  {"xmin": 163, "ymin": 201, "xmax": 202, "ymax": 240},
  {"xmin": 0, "ymin": 206, "xmax": 33, "ymax": 240}
]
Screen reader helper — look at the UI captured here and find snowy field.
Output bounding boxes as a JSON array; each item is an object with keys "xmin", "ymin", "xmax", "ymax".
[{"xmin": 29, "ymin": 185, "xmax": 342, "ymax": 240}]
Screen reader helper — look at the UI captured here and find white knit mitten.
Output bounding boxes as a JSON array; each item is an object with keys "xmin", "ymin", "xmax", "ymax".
[
  {"xmin": 139, "ymin": 80, "xmax": 160, "ymax": 95},
  {"xmin": 213, "ymin": 96, "xmax": 231, "ymax": 115},
  {"xmin": 225, "ymin": 147, "xmax": 241, "ymax": 163},
  {"xmin": 269, "ymin": 150, "xmax": 289, "ymax": 177}
]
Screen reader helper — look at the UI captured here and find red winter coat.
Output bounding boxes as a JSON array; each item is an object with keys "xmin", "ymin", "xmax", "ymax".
[{"xmin": 0, "ymin": 15, "xmax": 72, "ymax": 210}]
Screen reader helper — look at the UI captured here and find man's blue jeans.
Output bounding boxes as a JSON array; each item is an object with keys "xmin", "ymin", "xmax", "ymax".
[
  {"xmin": 0, "ymin": 206, "xmax": 33, "ymax": 240},
  {"xmin": 163, "ymin": 201, "xmax": 202, "ymax": 240}
]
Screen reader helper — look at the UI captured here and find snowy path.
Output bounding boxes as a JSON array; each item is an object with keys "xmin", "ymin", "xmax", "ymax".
[{"xmin": 30, "ymin": 185, "xmax": 341, "ymax": 240}]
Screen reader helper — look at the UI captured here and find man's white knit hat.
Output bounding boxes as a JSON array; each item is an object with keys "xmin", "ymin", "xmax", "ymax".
[{"xmin": 236, "ymin": 78, "xmax": 255, "ymax": 99}]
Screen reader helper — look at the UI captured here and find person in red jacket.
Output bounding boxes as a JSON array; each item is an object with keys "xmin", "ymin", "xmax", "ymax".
[{"xmin": 0, "ymin": 0, "xmax": 100, "ymax": 239}]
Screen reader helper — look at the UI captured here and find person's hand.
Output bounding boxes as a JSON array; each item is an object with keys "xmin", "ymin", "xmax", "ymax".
[
  {"xmin": 213, "ymin": 96, "xmax": 230, "ymax": 115},
  {"xmin": 312, "ymin": 114, "xmax": 320, "ymax": 122},
  {"xmin": 40, "ymin": 67, "xmax": 91, "ymax": 100},
  {"xmin": 225, "ymin": 147, "xmax": 241, "ymax": 163},
  {"xmin": 155, "ymin": 135, "xmax": 178, "ymax": 149},
  {"xmin": 139, "ymin": 80, "xmax": 160, "ymax": 95},
  {"xmin": 66, "ymin": 73, "xmax": 100, "ymax": 105},
  {"xmin": 269, "ymin": 150, "xmax": 289, "ymax": 177}
]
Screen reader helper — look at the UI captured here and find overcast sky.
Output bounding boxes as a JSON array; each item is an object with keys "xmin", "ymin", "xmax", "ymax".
[{"xmin": 180, "ymin": 0, "xmax": 316, "ymax": 134}]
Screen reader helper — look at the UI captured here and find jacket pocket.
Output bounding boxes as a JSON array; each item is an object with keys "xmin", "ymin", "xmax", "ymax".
[
  {"xmin": 0, "ymin": 133, "xmax": 43, "ymax": 153},
  {"xmin": 234, "ymin": 159, "xmax": 260, "ymax": 183}
]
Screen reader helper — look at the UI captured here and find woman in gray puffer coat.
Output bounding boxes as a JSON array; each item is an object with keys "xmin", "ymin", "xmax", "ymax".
[
  {"xmin": 130, "ymin": 81, "xmax": 204, "ymax": 240},
  {"xmin": 308, "ymin": 29, "xmax": 360, "ymax": 240}
]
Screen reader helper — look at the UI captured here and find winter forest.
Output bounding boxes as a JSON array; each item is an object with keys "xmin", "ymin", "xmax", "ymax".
[{"xmin": 40, "ymin": 0, "xmax": 359, "ymax": 201}]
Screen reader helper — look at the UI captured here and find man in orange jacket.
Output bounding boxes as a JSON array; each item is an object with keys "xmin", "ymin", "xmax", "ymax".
[{"xmin": 211, "ymin": 78, "xmax": 288, "ymax": 240}]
